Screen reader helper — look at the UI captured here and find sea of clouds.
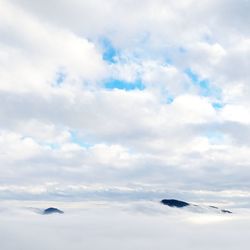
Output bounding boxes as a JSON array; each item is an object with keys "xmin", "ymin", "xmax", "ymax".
[{"xmin": 1, "ymin": 200, "xmax": 250, "ymax": 250}]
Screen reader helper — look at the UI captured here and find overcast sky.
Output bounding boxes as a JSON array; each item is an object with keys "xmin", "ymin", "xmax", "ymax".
[{"xmin": 0, "ymin": 0, "xmax": 250, "ymax": 201}]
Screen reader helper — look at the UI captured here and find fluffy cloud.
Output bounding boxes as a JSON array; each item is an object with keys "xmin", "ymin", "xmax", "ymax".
[
  {"xmin": 0, "ymin": 0, "xmax": 107, "ymax": 94},
  {"xmin": 0, "ymin": 0, "xmax": 250, "ymax": 201}
]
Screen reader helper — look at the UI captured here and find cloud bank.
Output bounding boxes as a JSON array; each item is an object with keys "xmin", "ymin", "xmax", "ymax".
[{"xmin": 0, "ymin": 201, "xmax": 249, "ymax": 250}]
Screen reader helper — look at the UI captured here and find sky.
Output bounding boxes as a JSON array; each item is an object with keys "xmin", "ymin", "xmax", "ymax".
[{"xmin": 0, "ymin": 0, "xmax": 250, "ymax": 202}]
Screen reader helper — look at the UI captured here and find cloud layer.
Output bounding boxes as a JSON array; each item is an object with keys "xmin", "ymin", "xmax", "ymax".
[{"xmin": 0, "ymin": 201, "xmax": 249, "ymax": 250}]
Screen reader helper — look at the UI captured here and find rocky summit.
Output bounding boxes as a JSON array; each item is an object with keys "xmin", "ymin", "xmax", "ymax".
[
  {"xmin": 161, "ymin": 199, "xmax": 190, "ymax": 208},
  {"xmin": 161, "ymin": 199, "xmax": 232, "ymax": 214},
  {"xmin": 43, "ymin": 207, "xmax": 64, "ymax": 215}
]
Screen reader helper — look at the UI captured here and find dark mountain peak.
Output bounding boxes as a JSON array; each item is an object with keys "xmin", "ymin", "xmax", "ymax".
[
  {"xmin": 221, "ymin": 209, "xmax": 232, "ymax": 214},
  {"xmin": 43, "ymin": 207, "xmax": 64, "ymax": 215},
  {"xmin": 209, "ymin": 206, "xmax": 219, "ymax": 209},
  {"xmin": 161, "ymin": 199, "xmax": 190, "ymax": 208},
  {"xmin": 161, "ymin": 199, "xmax": 233, "ymax": 214}
]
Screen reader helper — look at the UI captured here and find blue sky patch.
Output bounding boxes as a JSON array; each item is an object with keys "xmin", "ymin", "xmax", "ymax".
[
  {"xmin": 166, "ymin": 96, "xmax": 174, "ymax": 104},
  {"xmin": 205, "ymin": 130, "xmax": 225, "ymax": 144},
  {"xmin": 105, "ymin": 79, "xmax": 145, "ymax": 91},
  {"xmin": 70, "ymin": 131, "xmax": 91, "ymax": 148},
  {"xmin": 55, "ymin": 71, "xmax": 67, "ymax": 86},
  {"xmin": 101, "ymin": 38, "xmax": 118, "ymax": 63},
  {"xmin": 212, "ymin": 102, "xmax": 224, "ymax": 110},
  {"xmin": 185, "ymin": 68, "xmax": 221, "ymax": 98},
  {"xmin": 185, "ymin": 68, "xmax": 199, "ymax": 83}
]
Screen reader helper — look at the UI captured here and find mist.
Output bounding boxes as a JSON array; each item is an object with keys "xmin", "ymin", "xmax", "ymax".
[{"xmin": 1, "ymin": 201, "xmax": 249, "ymax": 250}]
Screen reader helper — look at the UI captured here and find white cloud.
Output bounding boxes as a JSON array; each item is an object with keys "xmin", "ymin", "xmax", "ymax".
[
  {"xmin": 0, "ymin": 0, "xmax": 250, "ymax": 202},
  {"xmin": 0, "ymin": 0, "xmax": 107, "ymax": 94},
  {"xmin": 221, "ymin": 105, "xmax": 250, "ymax": 124},
  {"xmin": 0, "ymin": 201, "xmax": 250, "ymax": 250}
]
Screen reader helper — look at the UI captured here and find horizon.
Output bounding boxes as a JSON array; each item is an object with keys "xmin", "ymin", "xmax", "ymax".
[{"xmin": 0, "ymin": 1, "xmax": 250, "ymax": 249}]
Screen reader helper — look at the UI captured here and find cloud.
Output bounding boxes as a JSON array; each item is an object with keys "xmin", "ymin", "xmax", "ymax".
[
  {"xmin": 0, "ymin": 0, "xmax": 107, "ymax": 94},
  {"xmin": 0, "ymin": 0, "xmax": 250, "ymax": 202},
  {"xmin": 0, "ymin": 200, "xmax": 250, "ymax": 250}
]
